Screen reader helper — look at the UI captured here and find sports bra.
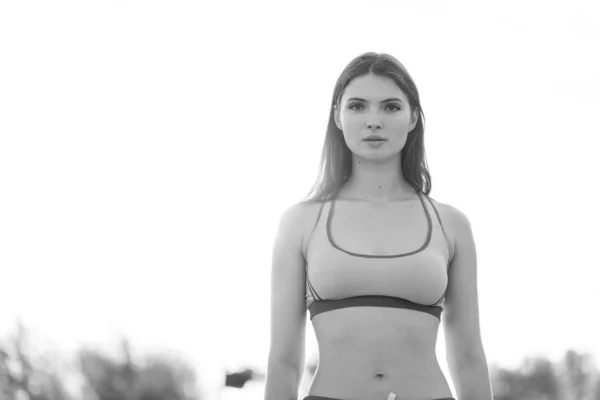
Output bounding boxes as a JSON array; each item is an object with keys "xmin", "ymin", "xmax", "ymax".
[{"xmin": 303, "ymin": 191, "xmax": 452, "ymax": 321}]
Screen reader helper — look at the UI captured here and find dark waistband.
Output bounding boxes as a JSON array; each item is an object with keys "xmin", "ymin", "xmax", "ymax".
[{"xmin": 304, "ymin": 396, "xmax": 455, "ymax": 400}]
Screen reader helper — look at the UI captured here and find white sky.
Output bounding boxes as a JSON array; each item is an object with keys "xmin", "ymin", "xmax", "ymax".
[{"xmin": 1, "ymin": 1, "xmax": 600, "ymax": 399}]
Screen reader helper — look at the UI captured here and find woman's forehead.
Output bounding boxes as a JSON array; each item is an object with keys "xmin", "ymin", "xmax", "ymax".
[{"xmin": 341, "ymin": 74, "xmax": 408, "ymax": 102}]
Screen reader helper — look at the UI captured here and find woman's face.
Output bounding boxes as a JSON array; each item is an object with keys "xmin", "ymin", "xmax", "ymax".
[{"xmin": 334, "ymin": 74, "xmax": 418, "ymax": 160}]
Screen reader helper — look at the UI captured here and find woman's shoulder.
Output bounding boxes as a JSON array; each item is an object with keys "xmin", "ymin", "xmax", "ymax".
[
  {"xmin": 426, "ymin": 196, "xmax": 472, "ymax": 260},
  {"xmin": 291, "ymin": 199, "xmax": 328, "ymax": 230},
  {"xmin": 427, "ymin": 196, "xmax": 468, "ymax": 224},
  {"xmin": 279, "ymin": 198, "xmax": 324, "ymax": 221},
  {"xmin": 284, "ymin": 199, "xmax": 328, "ymax": 252}
]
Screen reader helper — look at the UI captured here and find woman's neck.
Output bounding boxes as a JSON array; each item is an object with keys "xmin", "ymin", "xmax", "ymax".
[{"xmin": 338, "ymin": 179, "xmax": 417, "ymax": 203}]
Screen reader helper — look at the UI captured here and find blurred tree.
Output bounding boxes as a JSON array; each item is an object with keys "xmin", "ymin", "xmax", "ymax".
[
  {"xmin": 560, "ymin": 349, "xmax": 598, "ymax": 400},
  {"xmin": 490, "ymin": 349, "xmax": 600, "ymax": 400},
  {"xmin": 78, "ymin": 338, "xmax": 200, "ymax": 400},
  {"xmin": 593, "ymin": 374, "xmax": 600, "ymax": 400},
  {"xmin": 137, "ymin": 354, "xmax": 198, "ymax": 400},
  {"xmin": 0, "ymin": 346, "xmax": 18, "ymax": 400},
  {"xmin": 78, "ymin": 348, "xmax": 131, "ymax": 400},
  {"xmin": 2, "ymin": 321, "xmax": 205, "ymax": 400},
  {"xmin": 491, "ymin": 357, "xmax": 562, "ymax": 400},
  {"xmin": 491, "ymin": 364, "xmax": 525, "ymax": 400},
  {"xmin": 0, "ymin": 321, "xmax": 71, "ymax": 400},
  {"xmin": 522, "ymin": 356, "xmax": 562, "ymax": 400}
]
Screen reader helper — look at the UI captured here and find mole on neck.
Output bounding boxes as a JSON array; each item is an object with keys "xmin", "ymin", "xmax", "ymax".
[{"xmin": 338, "ymin": 183, "xmax": 417, "ymax": 203}]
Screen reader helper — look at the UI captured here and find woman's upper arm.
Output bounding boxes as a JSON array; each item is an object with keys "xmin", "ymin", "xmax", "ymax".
[
  {"xmin": 441, "ymin": 204, "xmax": 485, "ymax": 364},
  {"xmin": 268, "ymin": 202, "xmax": 308, "ymax": 370}
]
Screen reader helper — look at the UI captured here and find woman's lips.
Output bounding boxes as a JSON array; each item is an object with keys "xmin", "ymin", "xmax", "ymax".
[{"xmin": 365, "ymin": 140, "xmax": 386, "ymax": 146}]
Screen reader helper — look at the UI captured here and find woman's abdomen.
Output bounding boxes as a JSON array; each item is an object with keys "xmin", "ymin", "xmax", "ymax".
[{"xmin": 307, "ymin": 307, "xmax": 453, "ymax": 400}]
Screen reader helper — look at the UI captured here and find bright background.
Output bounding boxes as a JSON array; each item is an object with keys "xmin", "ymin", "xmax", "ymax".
[{"xmin": 1, "ymin": 1, "xmax": 599, "ymax": 399}]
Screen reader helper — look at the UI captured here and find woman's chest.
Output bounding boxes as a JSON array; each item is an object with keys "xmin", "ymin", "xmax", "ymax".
[{"xmin": 328, "ymin": 201, "xmax": 431, "ymax": 255}]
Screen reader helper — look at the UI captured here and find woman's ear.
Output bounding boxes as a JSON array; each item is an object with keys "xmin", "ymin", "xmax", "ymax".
[
  {"xmin": 409, "ymin": 108, "xmax": 419, "ymax": 132},
  {"xmin": 333, "ymin": 104, "xmax": 342, "ymax": 130}
]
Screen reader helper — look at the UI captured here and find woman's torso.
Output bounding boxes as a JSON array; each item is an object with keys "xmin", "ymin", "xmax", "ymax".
[{"xmin": 300, "ymin": 191, "xmax": 455, "ymax": 400}]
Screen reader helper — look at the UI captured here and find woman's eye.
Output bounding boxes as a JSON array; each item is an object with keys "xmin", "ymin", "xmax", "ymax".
[{"xmin": 348, "ymin": 103, "xmax": 401, "ymax": 112}]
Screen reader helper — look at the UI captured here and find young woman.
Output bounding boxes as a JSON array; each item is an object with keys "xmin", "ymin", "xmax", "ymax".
[{"xmin": 265, "ymin": 52, "xmax": 493, "ymax": 400}]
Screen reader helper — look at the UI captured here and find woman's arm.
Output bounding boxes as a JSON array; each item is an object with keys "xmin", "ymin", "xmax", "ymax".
[
  {"xmin": 442, "ymin": 205, "xmax": 493, "ymax": 400},
  {"xmin": 264, "ymin": 203, "xmax": 309, "ymax": 400}
]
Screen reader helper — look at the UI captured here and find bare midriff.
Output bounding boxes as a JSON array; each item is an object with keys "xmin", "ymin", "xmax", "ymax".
[{"xmin": 305, "ymin": 307, "xmax": 453, "ymax": 400}]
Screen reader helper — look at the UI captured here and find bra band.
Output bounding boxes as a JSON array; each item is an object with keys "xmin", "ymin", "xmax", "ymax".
[{"xmin": 308, "ymin": 295, "xmax": 443, "ymax": 320}]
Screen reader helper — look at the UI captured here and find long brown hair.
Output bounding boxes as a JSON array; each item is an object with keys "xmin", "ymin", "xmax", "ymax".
[{"xmin": 302, "ymin": 52, "xmax": 432, "ymax": 203}]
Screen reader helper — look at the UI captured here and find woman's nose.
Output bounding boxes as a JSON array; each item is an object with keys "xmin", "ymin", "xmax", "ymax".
[
  {"xmin": 366, "ymin": 111, "xmax": 382, "ymax": 129},
  {"xmin": 367, "ymin": 119, "xmax": 382, "ymax": 129}
]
